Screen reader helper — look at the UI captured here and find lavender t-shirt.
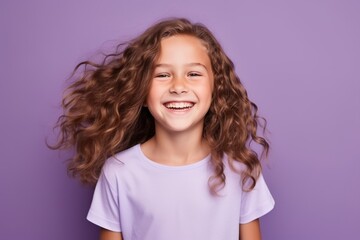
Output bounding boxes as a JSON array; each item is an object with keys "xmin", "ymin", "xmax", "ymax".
[{"xmin": 87, "ymin": 144, "xmax": 274, "ymax": 240}]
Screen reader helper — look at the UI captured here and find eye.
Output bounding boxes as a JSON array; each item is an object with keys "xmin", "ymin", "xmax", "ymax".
[
  {"xmin": 188, "ymin": 72, "xmax": 202, "ymax": 77},
  {"xmin": 154, "ymin": 73, "xmax": 170, "ymax": 78}
]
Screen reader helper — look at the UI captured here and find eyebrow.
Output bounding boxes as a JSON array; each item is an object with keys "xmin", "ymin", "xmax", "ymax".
[{"xmin": 154, "ymin": 63, "xmax": 209, "ymax": 71}]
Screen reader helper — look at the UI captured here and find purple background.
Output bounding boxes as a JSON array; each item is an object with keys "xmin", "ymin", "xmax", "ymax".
[{"xmin": 1, "ymin": 0, "xmax": 359, "ymax": 239}]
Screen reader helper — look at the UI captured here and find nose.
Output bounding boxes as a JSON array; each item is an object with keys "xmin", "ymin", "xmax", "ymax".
[{"xmin": 169, "ymin": 76, "xmax": 188, "ymax": 94}]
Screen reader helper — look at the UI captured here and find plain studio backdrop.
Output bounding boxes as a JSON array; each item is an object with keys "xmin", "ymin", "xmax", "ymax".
[{"xmin": 1, "ymin": 0, "xmax": 359, "ymax": 239}]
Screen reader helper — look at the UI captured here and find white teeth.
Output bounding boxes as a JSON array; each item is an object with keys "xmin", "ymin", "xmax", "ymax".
[{"xmin": 165, "ymin": 102, "xmax": 194, "ymax": 109}]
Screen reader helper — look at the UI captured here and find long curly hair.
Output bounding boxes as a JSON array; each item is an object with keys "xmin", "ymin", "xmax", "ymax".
[{"xmin": 52, "ymin": 18, "xmax": 269, "ymax": 193}]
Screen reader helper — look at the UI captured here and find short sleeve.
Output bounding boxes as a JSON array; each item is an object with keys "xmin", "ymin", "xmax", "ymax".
[
  {"xmin": 87, "ymin": 166, "xmax": 121, "ymax": 232},
  {"xmin": 239, "ymin": 173, "xmax": 275, "ymax": 224}
]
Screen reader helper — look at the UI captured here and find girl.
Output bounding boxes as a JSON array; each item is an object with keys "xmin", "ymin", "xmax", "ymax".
[{"xmin": 54, "ymin": 18, "xmax": 274, "ymax": 240}]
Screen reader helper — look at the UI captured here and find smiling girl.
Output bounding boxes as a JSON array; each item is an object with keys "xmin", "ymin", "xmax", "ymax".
[{"xmin": 53, "ymin": 18, "xmax": 274, "ymax": 240}]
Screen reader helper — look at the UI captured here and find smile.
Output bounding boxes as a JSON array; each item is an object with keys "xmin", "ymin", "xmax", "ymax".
[{"xmin": 164, "ymin": 102, "xmax": 194, "ymax": 110}]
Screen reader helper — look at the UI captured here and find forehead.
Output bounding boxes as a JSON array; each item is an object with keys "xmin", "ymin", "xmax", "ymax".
[{"xmin": 156, "ymin": 35, "xmax": 210, "ymax": 64}]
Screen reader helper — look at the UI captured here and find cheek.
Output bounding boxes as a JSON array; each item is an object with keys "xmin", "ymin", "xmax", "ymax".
[
  {"xmin": 146, "ymin": 84, "xmax": 162, "ymax": 106},
  {"xmin": 205, "ymin": 81, "xmax": 214, "ymax": 98},
  {"xmin": 206, "ymin": 83, "xmax": 214, "ymax": 108}
]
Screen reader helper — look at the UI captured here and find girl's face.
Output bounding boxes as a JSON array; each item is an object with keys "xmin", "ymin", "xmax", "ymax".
[{"xmin": 146, "ymin": 34, "xmax": 214, "ymax": 135}]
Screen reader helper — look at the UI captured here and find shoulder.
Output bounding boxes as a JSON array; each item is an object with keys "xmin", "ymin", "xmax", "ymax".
[
  {"xmin": 222, "ymin": 155, "xmax": 266, "ymax": 190},
  {"xmin": 105, "ymin": 144, "xmax": 139, "ymax": 166},
  {"xmin": 101, "ymin": 144, "xmax": 141, "ymax": 183},
  {"xmin": 223, "ymin": 154, "xmax": 247, "ymax": 175}
]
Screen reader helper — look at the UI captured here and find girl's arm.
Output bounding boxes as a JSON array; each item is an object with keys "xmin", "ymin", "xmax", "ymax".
[
  {"xmin": 99, "ymin": 228, "xmax": 123, "ymax": 240},
  {"xmin": 239, "ymin": 219, "xmax": 262, "ymax": 240}
]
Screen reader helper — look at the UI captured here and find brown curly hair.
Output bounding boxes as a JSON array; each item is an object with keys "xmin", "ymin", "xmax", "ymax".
[{"xmin": 52, "ymin": 18, "xmax": 269, "ymax": 193}]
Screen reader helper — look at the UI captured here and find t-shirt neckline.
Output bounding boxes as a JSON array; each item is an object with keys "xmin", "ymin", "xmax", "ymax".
[{"xmin": 136, "ymin": 144, "xmax": 211, "ymax": 171}]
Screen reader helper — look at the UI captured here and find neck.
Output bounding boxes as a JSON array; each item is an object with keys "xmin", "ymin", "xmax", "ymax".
[{"xmin": 141, "ymin": 126, "xmax": 210, "ymax": 166}]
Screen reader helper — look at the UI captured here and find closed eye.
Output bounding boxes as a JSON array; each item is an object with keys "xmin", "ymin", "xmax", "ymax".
[
  {"xmin": 154, "ymin": 73, "xmax": 170, "ymax": 78},
  {"xmin": 188, "ymin": 72, "xmax": 202, "ymax": 77}
]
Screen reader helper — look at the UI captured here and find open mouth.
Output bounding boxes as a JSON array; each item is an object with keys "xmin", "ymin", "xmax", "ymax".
[{"xmin": 164, "ymin": 102, "xmax": 194, "ymax": 110}]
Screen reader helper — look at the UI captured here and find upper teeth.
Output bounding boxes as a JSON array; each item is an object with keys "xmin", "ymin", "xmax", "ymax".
[{"xmin": 165, "ymin": 102, "xmax": 194, "ymax": 109}]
